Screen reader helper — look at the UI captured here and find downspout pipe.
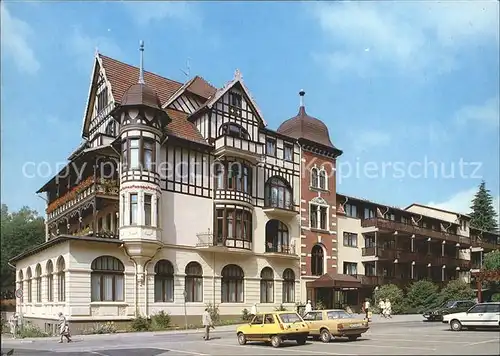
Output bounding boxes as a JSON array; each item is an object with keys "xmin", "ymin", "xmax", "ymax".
[
  {"xmin": 120, "ymin": 244, "xmax": 138, "ymax": 317},
  {"xmin": 143, "ymin": 246, "xmax": 162, "ymax": 318}
]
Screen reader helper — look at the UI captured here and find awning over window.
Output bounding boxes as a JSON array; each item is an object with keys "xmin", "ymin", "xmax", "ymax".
[{"xmin": 306, "ymin": 273, "xmax": 362, "ymax": 289}]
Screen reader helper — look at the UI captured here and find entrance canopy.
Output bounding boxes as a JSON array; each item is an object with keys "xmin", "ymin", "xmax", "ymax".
[{"xmin": 307, "ymin": 273, "xmax": 362, "ymax": 289}]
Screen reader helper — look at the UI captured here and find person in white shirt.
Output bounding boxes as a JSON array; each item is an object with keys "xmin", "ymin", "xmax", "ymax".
[
  {"xmin": 202, "ymin": 308, "xmax": 213, "ymax": 341},
  {"xmin": 378, "ymin": 299, "xmax": 386, "ymax": 317},
  {"xmin": 384, "ymin": 299, "xmax": 392, "ymax": 318},
  {"xmin": 363, "ymin": 299, "xmax": 371, "ymax": 320},
  {"xmin": 305, "ymin": 300, "xmax": 312, "ymax": 314},
  {"xmin": 57, "ymin": 312, "xmax": 72, "ymax": 343},
  {"xmin": 9, "ymin": 313, "xmax": 19, "ymax": 339},
  {"xmin": 250, "ymin": 303, "xmax": 257, "ymax": 317}
]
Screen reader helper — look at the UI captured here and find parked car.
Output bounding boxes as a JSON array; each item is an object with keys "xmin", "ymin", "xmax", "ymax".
[
  {"xmin": 422, "ymin": 300, "xmax": 476, "ymax": 321},
  {"xmin": 442, "ymin": 302, "xmax": 500, "ymax": 331},
  {"xmin": 236, "ymin": 311, "xmax": 309, "ymax": 348},
  {"xmin": 302, "ymin": 309, "xmax": 369, "ymax": 342}
]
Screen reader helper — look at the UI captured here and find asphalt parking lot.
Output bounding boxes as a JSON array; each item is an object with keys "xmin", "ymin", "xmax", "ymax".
[{"xmin": 2, "ymin": 321, "xmax": 499, "ymax": 356}]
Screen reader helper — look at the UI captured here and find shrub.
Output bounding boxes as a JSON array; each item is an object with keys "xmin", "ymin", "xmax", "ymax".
[
  {"xmin": 206, "ymin": 302, "xmax": 220, "ymax": 325},
  {"xmin": 130, "ymin": 316, "xmax": 150, "ymax": 332},
  {"xmin": 405, "ymin": 280, "xmax": 440, "ymax": 313},
  {"xmin": 439, "ymin": 279, "xmax": 475, "ymax": 304},
  {"xmin": 151, "ymin": 311, "xmax": 171, "ymax": 330},
  {"xmin": 18, "ymin": 323, "xmax": 49, "ymax": 338},
  {"xmin": 85, "ymin": 321, "xmax": 117, "ymax": 334},
  {"xmin": 241, "ymin": 308, "xmax": 252, "ymax": 321},
  {"xmin": 491, "ymin": 293, "xmax": 500, "ymax": 302},
  {"xmin": 315, "ymin": 300, "xmax": 326, "ymax": 310},
  {"xmin": 373, "ymin": 284, "xmax": 405, "ymax": 314},
  {"xmin": 274, "ymin": 304, "xmax": 287, "ymax": 311}
]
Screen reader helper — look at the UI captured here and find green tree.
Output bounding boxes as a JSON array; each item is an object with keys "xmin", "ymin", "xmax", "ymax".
[
  {"xmin": 0, "ymin": 204, "xmax": 45, "ymax": 298},
  {"xmin": 373, "ymin": 284, "xmax": 405, "ymax": 314},
  {"xmin": 405, "ymin": 280, "xmax": 440, "ymax": 313},
  {"xmin": 438, "ymin": 279, "xmax": 475, "ymax": 304},
  {"xmin": 469, "ymin": 181, "xmax": 499, "ymax": 233},
  {"xmin": 483, "ymin": 250, "xmax": 500, "ymax": 271}
]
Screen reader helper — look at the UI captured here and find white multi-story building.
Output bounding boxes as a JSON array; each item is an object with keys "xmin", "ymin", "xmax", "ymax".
[{"xmin": 11, "ymin": 44, "xmax": 344, "ymax": 331}]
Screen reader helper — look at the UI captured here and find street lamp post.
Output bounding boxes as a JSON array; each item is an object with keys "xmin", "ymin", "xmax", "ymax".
[{"xmin": 183, "ymin": 290, "xmax": 188, "ymax": 330}]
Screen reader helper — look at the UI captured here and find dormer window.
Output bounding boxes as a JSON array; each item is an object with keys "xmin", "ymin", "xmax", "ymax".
[
  {"xmin": 229, "ymin": 92, "xmax": 242, "ymax": 108},
  {"xmin": 219, "ymin": 122, "xmax": 249, "ymax": 140}
]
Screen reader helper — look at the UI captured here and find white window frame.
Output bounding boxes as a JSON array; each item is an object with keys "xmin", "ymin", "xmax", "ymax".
[
  {"xmin": 318, "ymin": 168, "xmax": 328, "ymax": 190},
  {"xmin": 309, "ymin": 197, "xmax": 329, "ymax": 231}
]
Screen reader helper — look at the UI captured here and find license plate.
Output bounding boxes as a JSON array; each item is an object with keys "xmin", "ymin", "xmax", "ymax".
[{"xmin": 350, "ymin": 323, "xmax": 362, "ymax": 328}]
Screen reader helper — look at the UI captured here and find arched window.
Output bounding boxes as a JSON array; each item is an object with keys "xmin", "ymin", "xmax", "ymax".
[
  {"xmin": 18, "ymin": 270, "xmax": 24, "ymax": 303},
  {"xmin": 282, "ymin": 269, "xmax": 295, "ymax": 303},
  {"xmin": 264, "ymin": 176, "xmax": 293, "ymax": 209},
  {"xmin": 91, "ymin": 256, "xmax": 124, "ymax": 302},
  {"xmin": 35, "ymin": 264, "xmax": 42, "ymax": 303},
  {"xmin": 311, "ymin": 168, "xmax": 319, "ymax": 188},
  {"xmin": 46, "ymin": 260, "xmax": 54, "ymax": 302},
  {"xmin": 260, "ymin": 267, "xmax": 274, "ymax": 303},
  {"xmin": 26, "ymin": 267, "xmax": 32, "ymax": 303},
  {"xmin": 215, "ymin": 207, "xmax": 253, "ymax": 248},
  {"xmin": 185, "ymin": 262, "xmax": 203, "ymax": 302},
  {"xmin": 56, "ymin": 256, "xmax": 66, "ymax": 302},
  {"xmin": 319, "ymin": 170, "xmax": 327, "ymax": 190},
  {"xmin": 221, "ymin": 264, "xmax": 244, "ymax": 303},
  {"xmin": 265, "ymin": 220, "xmax": 290, "ymax": 253},
  {"xmin": 219, "ymin": 122, "xmax": 250, "ymax": 140},
  {"xmin": 154, "ymin": 260, "xmax": 174, "ymax": 302},
  {"xmin": 311, "ymin": 245, "xmax": 324, "ymax": 276}
]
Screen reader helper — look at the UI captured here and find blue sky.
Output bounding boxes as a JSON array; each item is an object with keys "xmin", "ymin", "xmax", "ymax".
[{"xmin": 1, "ymin": 1, "xmax": 499, "ymax": 217}]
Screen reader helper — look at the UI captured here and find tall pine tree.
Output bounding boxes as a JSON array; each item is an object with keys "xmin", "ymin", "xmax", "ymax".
[{"xmin": 469, "ymin": 181, "xmax": 499, "ymax": 233}]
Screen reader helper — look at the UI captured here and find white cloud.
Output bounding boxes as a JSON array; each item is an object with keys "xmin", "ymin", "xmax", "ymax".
[
  {"xmin": 67, "ymin": 27, "xmax": 122, "ymax": 71},
  {"xmin": 350, "ymin": 129, "xmax": 391, "ymax": 152},
  {"xmin": 428, "ymin": 187, "xmax": 500, "ymax": 221},
  {"xmin": 310, "ymin": 1, "xmax": 499, "ymax": 77},
  {"xmin": 0, "ymin": 3, "xmax": 40, "ymax": 74},
  {"xmin": 123, "ymin": 2, "xmax": 201, "ymax": 28},
  {"xmin": 455, "ymin": 96, "xmax": 500, "ymax": 128}
]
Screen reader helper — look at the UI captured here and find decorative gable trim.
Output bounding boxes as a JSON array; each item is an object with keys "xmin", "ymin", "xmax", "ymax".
[{"xmin": 81, "ymin": 51, "xmax": 116, "ymax": 139}]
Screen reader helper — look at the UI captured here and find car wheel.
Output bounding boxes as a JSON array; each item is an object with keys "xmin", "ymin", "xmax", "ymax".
[
  {"xmin": 320, "ymin": 329, "xmax": 331, "ymax": 343},
  {"xmin": 271, "ymin": 335, "xmax": 282, "ymax": 348},
  {"xmin": 450, "ymin": 319, "xmax": 462, "ymax": 331},
  {"xmin": 296, "ymin": 336, "xmax": 307, "ymax": 345},
  {"xmin": 348, "ymin": 335, "xmax": 359, "ymax": 341},
  {"xmin": 237, "ymin": 332, "xmax": 247, "ymax": 345}
]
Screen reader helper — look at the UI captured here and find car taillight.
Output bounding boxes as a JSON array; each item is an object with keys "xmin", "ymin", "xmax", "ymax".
[{"xmin": 338, "ymin": 324, "xmax": 344, "ymax": 330}]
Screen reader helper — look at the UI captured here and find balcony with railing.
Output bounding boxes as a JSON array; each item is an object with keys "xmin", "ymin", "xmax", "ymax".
[
  {"xmin": 264, "ymin": 242, "xmax": 298, "ymax": 258},
  {"xmin": 46, "ymin": 177, "xmax": 119, "ymax": 222},
  {"xmin": 214, "ymin": 134, "xmax": 264, "ymax": 164},
  {"xmin": 195, "ymin": 231, "xmax": 253, "ymax": 253},
  {"xmin": 263, "ymin": 198, "xmax": 298, "ymax": 218},
  {"xmin": 361, "ymin": 218, "xmax": 471, "ymax": 245}
]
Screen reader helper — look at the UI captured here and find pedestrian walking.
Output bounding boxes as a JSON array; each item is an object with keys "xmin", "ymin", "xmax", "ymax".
[
  {"xmin": 57, "ymin": 312, "xmax": 72, "ymax": 343},
  {"xmin": 378, "ymin": 299, "xmax": 386, "ymax": 318},
  {"xmin": 383, "ymin": 299, "xmax": 392, "ymax": 318},
  {"xmin": 202, "ymin": 308, "xmax": 214, "ymax": 341},
  {"xmin": 250, "ymin": 303, "xmax": 257, "ymax": 318},
  {"xmin": 305, "ymin": 300, "xmax": 312, "ymax": 314},
  {"xmin": 9, "ymin": 313, "xmax": 19, "ymax": 339},
  {"xmin": 363, "ymin": 298, "xmax": 371, "ymax": 320}
]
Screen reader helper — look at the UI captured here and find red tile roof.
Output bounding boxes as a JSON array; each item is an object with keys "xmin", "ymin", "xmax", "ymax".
[
  {"xmin": 165, "ymin": 108, "xmax": 208, "ymax": 145},
  {"xmin": 98, "ymin": 54, "xmax": 213, "ymax": 144}
]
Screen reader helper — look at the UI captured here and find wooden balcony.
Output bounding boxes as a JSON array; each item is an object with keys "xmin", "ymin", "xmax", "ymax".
[
  {"xmin": 470, "ymin": 237, "xmax": 499, "ymax": 251},
  {"xmin": 46, "ymin": 177, "xmax": 119, "ymax": 222},
  {"xmin": 362, "ymin": 247, "xmax": 470, "ymax": 268},
  {"xmin": 361, "ymin": 218, "xmax": 471, "ymax": 245},
  {"xmin": 214, "ymin": 135, "xmax": 264, "ymax": 163}
]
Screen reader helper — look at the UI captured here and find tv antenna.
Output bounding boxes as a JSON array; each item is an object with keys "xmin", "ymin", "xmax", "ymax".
[{"xmin": 180, "ymin": 57, "xmax": 191, "ymax": 78}]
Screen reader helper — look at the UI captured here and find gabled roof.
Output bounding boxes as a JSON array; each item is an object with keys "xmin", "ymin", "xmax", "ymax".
[
  {"xmin": 190, "ymin": 70, "xmax": 267, "ymax": 126},
  {"xmin": 163, "ymin": 75, "xmax": 216, "ymax": 109},
  {"xmin": 99, "ymin": 54, "xmax": 183, "ymax": 105},
  {"xmin": 165, "ymin": 108, "xmax": 208, "ymax": 145}
]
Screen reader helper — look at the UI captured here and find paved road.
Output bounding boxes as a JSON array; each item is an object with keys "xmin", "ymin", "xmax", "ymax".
[{"xmin": 2, "ymin": 321, "xmax": 499, "ymax": 355}]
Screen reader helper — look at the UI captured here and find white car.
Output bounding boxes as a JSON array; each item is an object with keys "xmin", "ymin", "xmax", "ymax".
[{"xmin": 442, "ymin": 302, "xmax": 500, "ymax": 331}]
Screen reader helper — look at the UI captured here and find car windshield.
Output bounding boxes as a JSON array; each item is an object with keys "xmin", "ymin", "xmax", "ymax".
[
  {"xmin": 279, "ymin": 313, "xmax": 302, "ymax": 323},
  {"xmin": 443, "ymin": 301, "xmax": 455, "ymax": 308}
]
